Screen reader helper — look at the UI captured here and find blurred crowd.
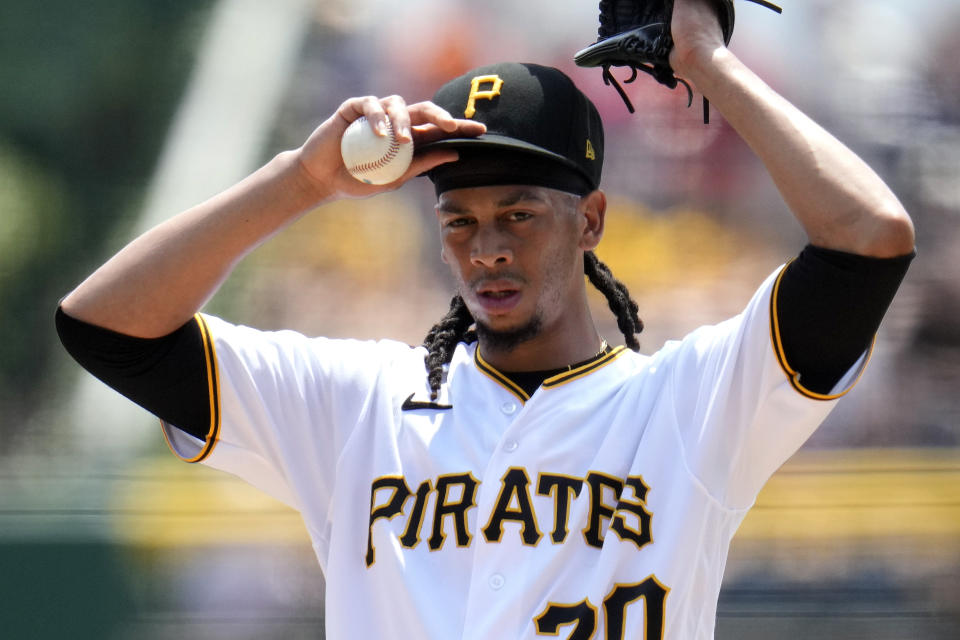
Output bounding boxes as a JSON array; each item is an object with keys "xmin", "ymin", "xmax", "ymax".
[{"xmin": 258, "ymin": 0, "xmax": 960, "ymax": 449}]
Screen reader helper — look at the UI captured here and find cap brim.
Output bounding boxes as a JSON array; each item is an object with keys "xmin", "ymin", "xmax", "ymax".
[{"xmin": 418, "ymin": 134, "xmax": 593, "ymax": 186}]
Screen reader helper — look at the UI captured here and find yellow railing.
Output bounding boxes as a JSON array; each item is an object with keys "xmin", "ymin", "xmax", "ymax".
[{"xmin": 110, "ymin": 448, "xmax": 960, "ymax": 548}]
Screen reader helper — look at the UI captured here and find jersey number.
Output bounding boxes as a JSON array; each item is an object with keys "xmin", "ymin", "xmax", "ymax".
[{"xmin": 534, "ymin": 576, "xmax": 668, "ymax": 640}]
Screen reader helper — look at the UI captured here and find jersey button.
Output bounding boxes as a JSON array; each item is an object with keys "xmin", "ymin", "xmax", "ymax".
[
  {"xmin": 488, "ymin": 573, "xmax": 505, "ymax": 590},
  {"xmin": 503, "ymin": 440, "xmax": 519, "ymax": 452},
  {"xmin": 500, "ymin": 401, "xmax": 518, "ymax": 415}
]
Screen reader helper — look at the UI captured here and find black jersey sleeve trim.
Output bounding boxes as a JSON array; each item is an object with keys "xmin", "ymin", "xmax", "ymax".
[
  {"xmin": 55, "ymin": 306, "xmax": 219, "ymax": 457},
  {"xmin": 769, "ymin": 244, "xmax": 914, "ymax": 399},
  {"xmin": 769, "ymin": 265, "xmax": 873, "ymax": 401},
  {"xmin": 165, "ymin": 313, "xmax": 221, "ymax": 463}
]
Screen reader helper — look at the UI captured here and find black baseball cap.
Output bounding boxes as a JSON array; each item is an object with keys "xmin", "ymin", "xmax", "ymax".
[{"xmin": 421, "ymin": 62, "xmax": 604, "ymax": 196}]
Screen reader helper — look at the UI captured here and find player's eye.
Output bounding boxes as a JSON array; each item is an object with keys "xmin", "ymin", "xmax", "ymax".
[
  {"xmin": 444, "ymin": 217, "xmax": 473, "ymax": 229},
  {"xmin": 507, "ymin": 210, "xmax": 534, "ymax": 222}
]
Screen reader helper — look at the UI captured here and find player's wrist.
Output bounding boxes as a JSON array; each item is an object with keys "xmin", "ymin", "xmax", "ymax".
[
  {"xmin": 282, "ymin": 148, "xmax": 339, "ymax": 207},
  {"xmin": 671, "ymin": 45, "xmax": 737, "ymax": 96},
  {"xmin": 670, "ymin": 39, "xmax": 722, "ymax": 77}
]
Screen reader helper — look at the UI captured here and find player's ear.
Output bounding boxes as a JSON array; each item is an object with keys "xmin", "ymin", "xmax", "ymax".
[{"xmin": 578, "ymin": 189, "xmax": 606, "ymax": 251}]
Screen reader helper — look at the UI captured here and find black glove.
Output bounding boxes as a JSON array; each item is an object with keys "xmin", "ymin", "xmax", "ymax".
[{"xmin": 574, "ymin": 0, "xmax": 782, "ymax": 122}]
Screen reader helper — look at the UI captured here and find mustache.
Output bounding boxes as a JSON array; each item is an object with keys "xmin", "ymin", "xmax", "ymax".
[{"xmin": 467, "ymin": 272, "xmax": 527, "ymax": 290}]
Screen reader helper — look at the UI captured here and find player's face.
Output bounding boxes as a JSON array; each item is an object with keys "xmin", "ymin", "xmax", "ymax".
[{"xmin": 436, "ymin": 185, "xmax": 602, "ymax": 345}]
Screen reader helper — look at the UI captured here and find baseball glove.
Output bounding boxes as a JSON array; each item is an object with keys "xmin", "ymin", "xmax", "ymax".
[{"xmin": 574, "ymin": 0, "xmax": 782, "ymax": 122}]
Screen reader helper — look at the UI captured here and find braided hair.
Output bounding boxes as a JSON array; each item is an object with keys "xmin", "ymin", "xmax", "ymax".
[{"xmin": 422, "ymin": 250, "xmax": 642, "ymax": 399}]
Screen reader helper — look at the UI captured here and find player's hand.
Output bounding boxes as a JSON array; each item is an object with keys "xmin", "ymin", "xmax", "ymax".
[
  {"xmin": 296, "ymin": 95, "xmax": 486, "ymax": 200},
  {"xmin": 668, "ymin": 0, "xmax": 727, "ymax": 80}
]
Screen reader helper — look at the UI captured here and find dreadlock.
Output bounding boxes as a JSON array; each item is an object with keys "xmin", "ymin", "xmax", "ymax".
[
  {"xmin": 422, "ymin": 295, "xmax": 477, "ymax": 400},
  {"xmin": 583, "ymin": 250, "xmax": 643, "ymax": 350},
  {"xmin": 421, "ymin": 250, "xmax": 642, "ymax": 400}
]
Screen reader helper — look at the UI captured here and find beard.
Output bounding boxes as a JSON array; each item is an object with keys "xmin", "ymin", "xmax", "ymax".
[{"xmin": 475, "ymin": 314, "xmax": 543, "ymax": 353}]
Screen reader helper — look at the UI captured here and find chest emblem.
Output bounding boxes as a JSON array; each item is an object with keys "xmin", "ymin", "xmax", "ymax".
[{"xmin": 401, "ymin": 393, "xmax": 453, "ymax": 411}]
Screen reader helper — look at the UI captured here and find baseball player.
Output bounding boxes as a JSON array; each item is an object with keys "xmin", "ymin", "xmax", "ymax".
[{"xmin": 57, "ymin": 1, "xmax": 914, "ymax": 638}]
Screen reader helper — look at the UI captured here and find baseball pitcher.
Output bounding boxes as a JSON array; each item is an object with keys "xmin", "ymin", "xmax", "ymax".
[{"xmin": 57, "ymin": 1, "xmax": 914, "ymax": 638}]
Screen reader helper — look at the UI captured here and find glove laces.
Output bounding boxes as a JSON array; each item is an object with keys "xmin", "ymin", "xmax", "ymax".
[{"xmin": 595, "ymin": 0, "xmax": 782, "ymax": 123}]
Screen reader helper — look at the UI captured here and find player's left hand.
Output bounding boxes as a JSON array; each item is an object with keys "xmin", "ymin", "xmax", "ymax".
[{"xmin": 668, "ymin": 0, "xmax": 727, "ymax": 79}]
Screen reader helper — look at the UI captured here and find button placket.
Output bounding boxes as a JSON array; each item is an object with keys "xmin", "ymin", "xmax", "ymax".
[{"xmin": 468, "ymin": 392, "xmax": 525, "ymax": 614}]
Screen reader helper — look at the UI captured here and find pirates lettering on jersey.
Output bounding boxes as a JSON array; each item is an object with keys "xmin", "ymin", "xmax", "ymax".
[
  {"xmin": 583, "ymin": 471, "xmax": 624, "ymax": 549},
  {"xmin": 429, "ymin": 472, "xmax": 480, "ymax": 550},
  {"xmin": 611, "ymin": 475, "xmax": 653, "ymax": 549},
  {"xmin": 365, "ymin": 467, "xmax": 653, "ymax": 567},
  {"xmin": 366, "ymin": 476, "xmax": 411, "ymax": 566},
  {"xmin": 536, "ymin": 473, "xmax": 583, "ymax": 544},
  {"xmin": 482, "ymin": 467, "xmax": 543, "ymax": 546},
  {"xmin": 399, "ymin": 479, "xmax": 432, "ymax": 548}
]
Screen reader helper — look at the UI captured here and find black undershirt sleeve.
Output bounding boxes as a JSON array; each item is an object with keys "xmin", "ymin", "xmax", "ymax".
[
  {"xmin": 775, "ymin": 244, "xmax": 914, "ymax": 394},
  {"xmin": 55, "ymin": 307, "xmax": 212, "ymax": 440}
]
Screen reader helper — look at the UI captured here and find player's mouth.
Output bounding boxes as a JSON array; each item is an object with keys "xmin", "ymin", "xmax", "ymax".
[{"xmin": 474, "ymin": 280, "xmax": 523, "ymax": 315}]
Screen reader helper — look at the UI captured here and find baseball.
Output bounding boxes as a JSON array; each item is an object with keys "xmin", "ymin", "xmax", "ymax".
[{"xmin": 340, "ymin": 116, "xmax": 414, "ymax": 185}]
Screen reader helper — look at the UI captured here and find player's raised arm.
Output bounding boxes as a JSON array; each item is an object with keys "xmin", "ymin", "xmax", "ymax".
[
  {"xmin": 667, "ymin": 0, "xmax": 914, "ymax": 257},
  {"xmin": 59, "ymin": 96, "xmax": 483, "ymax": 338}
]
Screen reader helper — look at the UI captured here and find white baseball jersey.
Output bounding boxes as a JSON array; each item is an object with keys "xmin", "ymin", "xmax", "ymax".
[{"xmin": 161, "ymin": 265, "xmax": 868, "ymax": 639}]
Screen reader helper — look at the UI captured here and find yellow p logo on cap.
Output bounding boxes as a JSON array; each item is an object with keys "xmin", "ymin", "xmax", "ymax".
[{"xmin": 465, "ymin": 74, "xmax": 504, "ymax": 118}]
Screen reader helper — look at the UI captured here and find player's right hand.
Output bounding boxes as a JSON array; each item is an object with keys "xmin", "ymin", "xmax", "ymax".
[{"xmin": 295, "ymin": 95, "xmax": 486, "ymax": 201}]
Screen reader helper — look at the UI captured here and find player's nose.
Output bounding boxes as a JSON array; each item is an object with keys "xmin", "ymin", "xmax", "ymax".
[{"xmin": 469, "ymin": 225, "xmax": 513, "ymax": 268}]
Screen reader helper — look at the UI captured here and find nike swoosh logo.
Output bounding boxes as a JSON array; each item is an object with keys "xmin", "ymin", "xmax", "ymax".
[{"xmin": 401, "ymin": 393, "xmax": 453, "ymax": 411}]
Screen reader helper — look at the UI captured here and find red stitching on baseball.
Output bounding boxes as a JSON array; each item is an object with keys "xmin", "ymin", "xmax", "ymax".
[{"xmin": 349, "ymin": 122, "xmax": 402, "ymax": 177}]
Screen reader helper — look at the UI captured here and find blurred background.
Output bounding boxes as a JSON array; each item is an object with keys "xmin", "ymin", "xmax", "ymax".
[{"xmin": 2, "ymin": 0, "xmax": 959, "ymax": 637}]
